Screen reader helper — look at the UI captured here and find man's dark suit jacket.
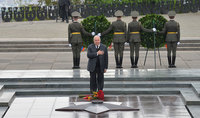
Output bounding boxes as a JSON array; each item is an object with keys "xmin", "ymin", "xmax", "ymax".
[
  {"xmin": 87, "ymin": 43, "xmax": 108, "ymax": 73},
  {"xmin": 58, "ymin": 0, "xmax": 71, "ymax": 6}
]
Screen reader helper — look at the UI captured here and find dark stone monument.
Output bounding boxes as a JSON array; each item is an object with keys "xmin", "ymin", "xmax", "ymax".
[
  {"xmin": 14, "ymin": 7, "xmax": 24, "ymax": 22},
  {"xmin": 1, "ymin": 7, "xmax": 12, "ymax": 22},
  {"xmin": 37, "ymin": 6, "xmax": 47, "ymax": 20},
  {"xmin": 25, "ymin": 7, "xmax": 36, "ymax": 21},
  {"xmin": 48, "ymin": 6, "xmax": 57, "ymax": 20}
]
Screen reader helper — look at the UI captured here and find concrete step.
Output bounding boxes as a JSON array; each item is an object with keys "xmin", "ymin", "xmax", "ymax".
[
  {"xmin": 0, "ymin": 69, "xmax": 199, "ymax": 117},
  {"xmin": 0, "ymin": 44, "xmax": 69, "ymax": 48},
  {"xmin": 0, "ymin": 39, "xmax": 199, "ymax": 44},
  {"xmin": 1, "ymin": 77, "xmax": 200, "ymax": 82},
  {"xmin": 181, "ymin": 89, "xmax": 200, "ymax": 105},
  {"xmin": 0, "ymin": 92, "xmax": 15, "ymax": 107},
  {"xmin": 0, "ymin": 43, "xmax": 199, "ymax": 48},
  {"xmin": 0, "ymin": 86, "xmax": 4, "ymax": 97},
  {"xmin": 192, "ymin": 83, "xmax": 200, "ymax": 97},
  {"xmin": 178, "ymin": 43, "xmax": 200, "ymax": 47},
  {"xmin": 0, "ymin": 41, "xmax": 68, "ymax": 44},
  {"xmin": 0, "ymin": 86, "xmax": 3, "ymax": 92},
  {"xmin": 181, "ymin": 39, "xmax": 200, "ymax": 43},
  {"xmin": 0, "ymin": 39, "xmax": 199, "ymax": 52},
  {"xmin": 13, "ymin": 87, "xmax": 181, "ymax": 96},
  {"xmin": 3, "ymin": 82, "xmax": 191, "ymax": 89},
  {"xmin": 0, "ymin": 48, "xmax": 71, "ymax": 52},
  {"xmin": 0, "ymin": 45, "xmax": 198, "ymax": 49},
  {"xmin": 0, "ymin": 78, "xmax": 200, "ymax": 83},
  {"xmin": 3, "ymin": 87, "xmax": 200, "ymax": 105},
  {"xmin": 0, "ymin": 47, "xmax": 200, "ymax": 52},
  {"xmin": 186, "ymin": 105, "xmax": 200, "ymax": 118},
  {"xmin": 1, "ymin": 81, "xmax": 196, "ymax": 84},
  {"xmin": 176, "ymin": 47, "xmax": 200, "ymax": 51},
  {"xmin": 0, "ymin": 107, "xmax": 8, "ymax": 118}
]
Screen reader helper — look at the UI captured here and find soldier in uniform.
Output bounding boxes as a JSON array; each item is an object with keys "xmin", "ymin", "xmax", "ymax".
[
  {"xmin": 68, "ymin": 11, "xmax": 93, "ymax": 69},
  {"xmin": 102, "ymin": 10, "xmax": 126, "ymax": 68},
  {"xmin": 127, "ymin": 11, "xmax": 154, "ymax": 68},
  {"xmin": 159, "ymin": 11, "xmax": 180, "ymax": 68}
]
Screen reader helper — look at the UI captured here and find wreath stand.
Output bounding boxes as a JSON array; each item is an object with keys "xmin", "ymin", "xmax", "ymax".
[{"xmin": 143, "ymin": 19, "xmax": 162, "ymax": 69}]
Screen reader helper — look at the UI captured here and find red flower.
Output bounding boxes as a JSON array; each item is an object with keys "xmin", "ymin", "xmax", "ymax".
[
  {"xmin": 97, "ymin": 90, "xmax": 104, "ymax": 100},
  {"xmin": 83, "ymin": 97, "xmax": 88, "ymax": 100}
]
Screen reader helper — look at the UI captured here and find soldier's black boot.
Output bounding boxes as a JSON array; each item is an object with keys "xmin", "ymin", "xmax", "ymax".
[
  {"xmin": 73, "ymin": 58, "xmax": 80, "ymax": 69},
  {"xmin": 133, "ymin": 57, "xmax": 139, "ymax": 68},
  {"xmin": 72, "ymin": 57, "xmax": 77, "ymax": 69},
  {"xmin": 172, "ymin": 56, "xmax": 176, "ymax": 68},
  {"xmin": 66, "ymin": 18, "xmax": 69, "ymax": 23},
  {"xmin": 168, "ymin": 56, "xmax": 172, "ymax": 68},
  {"xmin": 76, "ymin": 57, "xmax": 80, "ymax": 69},
  {"xmin": 115, "ymin": 56, "xmax": 120, "ymax": 68},
  {"xmin": 131, "ymin": 57, "xmax": 135, "ymax": 68},
  {"xmin": 119, "ymin": 57, "xmax": 123, "ymax": 68}
]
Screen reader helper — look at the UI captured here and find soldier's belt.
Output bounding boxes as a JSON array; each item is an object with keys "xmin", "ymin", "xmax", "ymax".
[
  {"xmin": 167, "ymin": 32, "xmax": 177, "ymax": 34},
  {"xmin": 114, "ymin": 32, "xmax": 125, "ymax": 35},
  {"xmin": 71, "ymin": 32, "xmax": 81, "ymax": 34},
  {"xmin": 130, "ymin": 32, "xmax": 140, "ymax": 34}
]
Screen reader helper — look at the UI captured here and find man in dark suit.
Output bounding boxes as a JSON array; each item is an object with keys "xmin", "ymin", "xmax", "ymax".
[
  {"xmin": 87, "ymin": 35, "xmax": 108, "ymax": 93},
  {"xmin": 58, "ymin": 0, "xmax": 71, "ymax": 23}
]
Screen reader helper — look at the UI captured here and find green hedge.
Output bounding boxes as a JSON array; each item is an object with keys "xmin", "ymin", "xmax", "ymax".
[
  {"xmin": 81, "ymin": 15, "xmax": 113, "ymax": 47},
  {"xmin": 139, "ymin": 14, "xmax": 167, "ymax": 49}
]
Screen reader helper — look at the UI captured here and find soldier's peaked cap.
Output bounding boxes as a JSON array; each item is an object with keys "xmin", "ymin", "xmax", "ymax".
[
  {"xmin": 72, "ymin": 11, "xmax": 81, "ymax": 17},
  {"xmin": 131, "ymin": 11, "xmax": 139, "ymax": 17},
  {"xmin": 168, "ymin": 11, "xmax": 176, "ymax": 17},
  {"xmin": 114, "ymin": 10, "xmax": 123, "ymax": 17}
]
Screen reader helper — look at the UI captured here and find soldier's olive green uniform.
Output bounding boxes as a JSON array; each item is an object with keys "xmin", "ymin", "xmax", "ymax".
[
  {"xmin": 160, "ymin": 11, "xmax": 180, "ymax": 68},
  {"xmin": 128, "ymin": 11, "xmax": 152, "ymax": 68},
  {"xmin": 102, "ymin": 10, "xmax": 127, "ymax": 68},
  {"xmin": 69, "ymin": 11, "xmax": 92, "ymax": 69}
]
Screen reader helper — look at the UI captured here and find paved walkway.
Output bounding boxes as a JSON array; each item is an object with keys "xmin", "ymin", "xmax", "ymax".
[
  {"xmin": 0, "ymin": 50, "xmax": 200, "ymax": 70},
  {"xmin": 0, "ymin": 12, "xmax": 200, "ymax": 39}
]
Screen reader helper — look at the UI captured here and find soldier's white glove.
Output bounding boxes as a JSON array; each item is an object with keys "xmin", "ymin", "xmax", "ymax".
[
  {"xmin": 125, "ymin": 42, "xmax": 129, "ymax": 46},
  {"xmin": 91, "ymin": 32, "xmax": 95, "ymax": 36},
  {"xmin": 69, "ymin": 44, "xmax": 72, "ymax": 47},
  {"xmin": 177, "ymin": 42, "xmax": 180, "ymax": 45},
  {"xmin": 97, "ymin": 33, "xmax": 101, "ymax": 37},
  {"xmin": 153, "ymin": 28, "xmax": 157, "ymax": 32}
]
